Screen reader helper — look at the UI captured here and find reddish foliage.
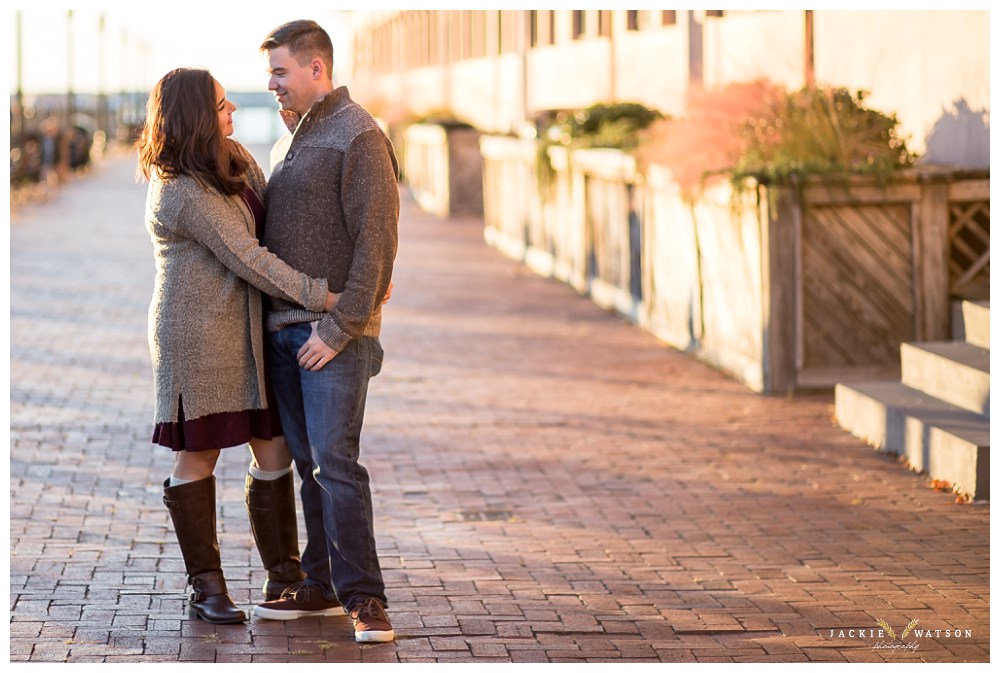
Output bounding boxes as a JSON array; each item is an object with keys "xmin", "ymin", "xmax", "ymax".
[
  {"xmin": 637, "ymin": 79, "xmax": 784, "ymax": 194},
  {"xmin": 930, "ymin": 479, "xmax": 953, "ymax": 492}
]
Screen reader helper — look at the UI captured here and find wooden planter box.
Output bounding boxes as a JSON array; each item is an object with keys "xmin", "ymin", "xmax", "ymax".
[
  {"xmin": 480, "ymin": 136, "xmax": 989, "ymax": 393},
  {"xmin": 402, "ymin": 123, "xmax": 483, "ymax": 218}
]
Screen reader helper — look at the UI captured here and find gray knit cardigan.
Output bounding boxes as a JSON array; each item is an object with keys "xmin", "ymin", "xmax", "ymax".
[{"xmin": 145, "ymin": 142, "xmax": 329, "ymax": 424}]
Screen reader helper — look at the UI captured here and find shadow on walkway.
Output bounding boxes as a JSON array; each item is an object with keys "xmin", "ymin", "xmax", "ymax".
[{"xmin": 8, "ymin": 152, "xmax": 989, "ymax": 664}]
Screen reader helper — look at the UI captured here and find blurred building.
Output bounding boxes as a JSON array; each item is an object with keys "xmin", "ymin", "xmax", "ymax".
[{"xmin": 348, "ymin": 9, "xmax": 989, "ymax": 168}]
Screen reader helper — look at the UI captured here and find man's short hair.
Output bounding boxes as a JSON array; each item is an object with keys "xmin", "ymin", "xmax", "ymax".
[{"xmin": 261, "ymin": 20, "xmax": 334, "ymax": 78}]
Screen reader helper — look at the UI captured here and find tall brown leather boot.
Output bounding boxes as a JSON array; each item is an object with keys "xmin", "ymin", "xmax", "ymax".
[
  {"xmin": 163, "ymin": 476, "xmax": 246, "ymax": 624},
  {"xmin": 245, "ymin": 470, "xmax": 306, "ymax": 600}
]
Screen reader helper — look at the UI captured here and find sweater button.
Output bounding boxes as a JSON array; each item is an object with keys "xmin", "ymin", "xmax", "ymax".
[{"xmin": 286, "ymin": 150, "xmax": 295, "ymax": 161}]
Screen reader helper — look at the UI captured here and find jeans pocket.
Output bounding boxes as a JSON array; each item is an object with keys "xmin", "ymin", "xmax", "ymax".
[
  {"xmin": 369, "ymin": 337, "xmax": 384, "ymax": 377},
  {"xmin": 280, "ymin": 322, "xmax": 313, "ymax": 350}
]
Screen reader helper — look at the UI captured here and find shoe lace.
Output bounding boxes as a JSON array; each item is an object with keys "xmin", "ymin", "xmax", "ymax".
[
  {"xmin": 281, "ymin": 581, "xmax": 317, "ymax": 604},
  {"xmin": 354, "ymin": 597, "xmax": 386, "ymax": 621}
]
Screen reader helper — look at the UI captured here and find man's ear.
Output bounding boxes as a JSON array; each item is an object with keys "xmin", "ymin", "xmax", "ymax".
[{"xmin": 311, "ymin": 58, "xmax": 323, "ymax": 80}]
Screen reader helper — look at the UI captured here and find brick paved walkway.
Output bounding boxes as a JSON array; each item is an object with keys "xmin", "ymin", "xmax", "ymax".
[{"xmin": 9, "ymin": 152, "xmax": 989, "ymax": 664}]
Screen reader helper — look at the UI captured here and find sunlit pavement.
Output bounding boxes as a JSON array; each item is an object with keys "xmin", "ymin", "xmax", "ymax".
[{"xmin": 9, "ymin": 150, "xmax": 989, "ymax": 663}]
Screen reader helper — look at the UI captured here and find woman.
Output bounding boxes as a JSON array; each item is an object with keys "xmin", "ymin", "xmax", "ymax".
[{"xmin": 137, "ymin": 68, "xmax": 334, "ymax": 625}]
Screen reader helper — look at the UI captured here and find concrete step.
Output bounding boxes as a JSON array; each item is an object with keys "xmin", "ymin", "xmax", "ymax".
[
  {"xmin": 834, "ymin": 380, "xmax": 990, "ymax": 500},
  {"xmin": 952, "ymin": 299, "xmax": 990, "ymax": 348},
  {"xmin": 900, "ymin": 341, "xmax": 990, "ymax": 416}
]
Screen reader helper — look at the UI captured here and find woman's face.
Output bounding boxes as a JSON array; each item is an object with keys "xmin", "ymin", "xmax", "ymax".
[{"xmin": 213, "ymin": 80, "xmax": 237, "ymax": 137}]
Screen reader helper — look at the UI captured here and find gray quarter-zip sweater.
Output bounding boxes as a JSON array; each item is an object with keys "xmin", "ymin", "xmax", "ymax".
[{"xmin": 263, "ymin": 86, "xmax": 399, "ymax": 351}]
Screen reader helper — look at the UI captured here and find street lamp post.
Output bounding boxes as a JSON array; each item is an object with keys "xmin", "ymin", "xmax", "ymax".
[
  {"xmin": 14, "ymin": 10, "xmax": 25, "ymax": 147},
  {"xmin": 66, "ymin": 10, "xmax": 76, "ymax": 127},
  {"xmin": 98, "ymin": 12, "xmax": 109, "ymax": 139}
]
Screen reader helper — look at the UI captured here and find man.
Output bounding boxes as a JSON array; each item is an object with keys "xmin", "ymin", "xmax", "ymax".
[{"xmin": 250, "ymin": 19, "xmax": 398, "ymax": 644}]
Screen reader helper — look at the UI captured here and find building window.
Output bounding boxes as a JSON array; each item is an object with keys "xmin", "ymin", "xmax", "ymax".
[
  {"xmin": 458, "ymin": 10, "xmax": 488, "ymax": 59},
  {"xmin": 423, "ymin": 11, "xmax": 432, "ymax": 66},
  {"xmin": 473, "ymin": 10, "xmax": 487, "ymax": 58},
  {"xmin": 499, "ymin": 10, "xmax": 516, "ymax": 54},
  {"xmin": 706, "ymin": 10, "xmax": 724, "ymax": 18},
  {"xmin": 598, "ymin": 10, "xmax": 611, "ymax": 37},
  {"xmin": 429, "ymin": 11, "xmax": 439, "ymax": 65},
  {"xmin": 626, "ymin": 10, "xmax": 639, "ymax": 31},
  {"xmin": 449, "ymin": 12, "xmax": 460, "ymax": 62},
  {"xmin": 531, "ymin": 9, "xmax": 555, "ymax": 47},
  {"xmin": 662, "ymin": 10, "xmax": 677, "ymax": 26},
  {"xmin": 572, "ymin": 10, "xmax": 585, "ymax": 39}
]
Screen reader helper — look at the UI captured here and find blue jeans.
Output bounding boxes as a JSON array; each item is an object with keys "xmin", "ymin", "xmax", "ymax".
[{"xmin": 266, "ymin": 323, "xmax": 386, "ymax": 610}]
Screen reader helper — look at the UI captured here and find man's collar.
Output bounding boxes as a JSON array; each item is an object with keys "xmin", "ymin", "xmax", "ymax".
[
  {"xmin": 305, "ymin": 86, "xmax": 349, "ymax": 120},
  {"xmin": 280, "ymin": 87, "xmax": 349, "ymax": 133}
]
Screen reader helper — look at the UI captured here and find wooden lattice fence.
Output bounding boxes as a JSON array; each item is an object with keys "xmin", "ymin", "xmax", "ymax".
[
  {"xmin": 948, "ymin": 191, "xmax": 990, "ymax": 296},
  {"xmin": 799, "ymin": 199, "xmax": 915, "ymax": 381},
  {"xmin": 783, "ymin": 172, "xmax": 989, "ymax": 390}
]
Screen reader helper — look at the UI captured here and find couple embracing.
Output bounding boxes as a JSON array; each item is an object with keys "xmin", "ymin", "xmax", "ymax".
[{"xmin": 138, "ymin": 20, "xmax": 397, "ymax": 643}]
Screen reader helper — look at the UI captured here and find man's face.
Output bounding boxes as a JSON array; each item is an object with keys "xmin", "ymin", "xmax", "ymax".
[{"xmin": 265, "ymin": 46, "xmax": 316, "ymax": 117}]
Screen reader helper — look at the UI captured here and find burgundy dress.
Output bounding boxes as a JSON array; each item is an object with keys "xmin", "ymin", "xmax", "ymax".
[{"xmin": 152, "ymin": 186, "xmax": 283, "ymax": 451}]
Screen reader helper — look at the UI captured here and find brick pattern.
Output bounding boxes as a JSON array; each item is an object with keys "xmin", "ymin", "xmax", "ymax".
[{"xmin": 9, "ymin": 152, "xmax": 989, "ymax": 663}]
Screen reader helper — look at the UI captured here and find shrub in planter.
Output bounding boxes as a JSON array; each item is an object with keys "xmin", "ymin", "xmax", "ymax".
[
  {"xmin": 414, "ymin": 108, "xmax": 475, "ymax": 129},
  {"xmin": 637, "ymin": 80, "xmax": 917, "ymax": 198},
  {"xmin": 736, "ymin": 85, "xmax": 917, "ymax": 185},
  {"xmin": 536, "ymin": 101, "xmax": 664, "ymax": 191}
]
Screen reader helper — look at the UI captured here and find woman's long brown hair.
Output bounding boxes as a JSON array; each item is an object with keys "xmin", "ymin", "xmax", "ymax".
[{"xmin": 136, "ymin": 68, "xmax": 248, "ymax": 196}]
